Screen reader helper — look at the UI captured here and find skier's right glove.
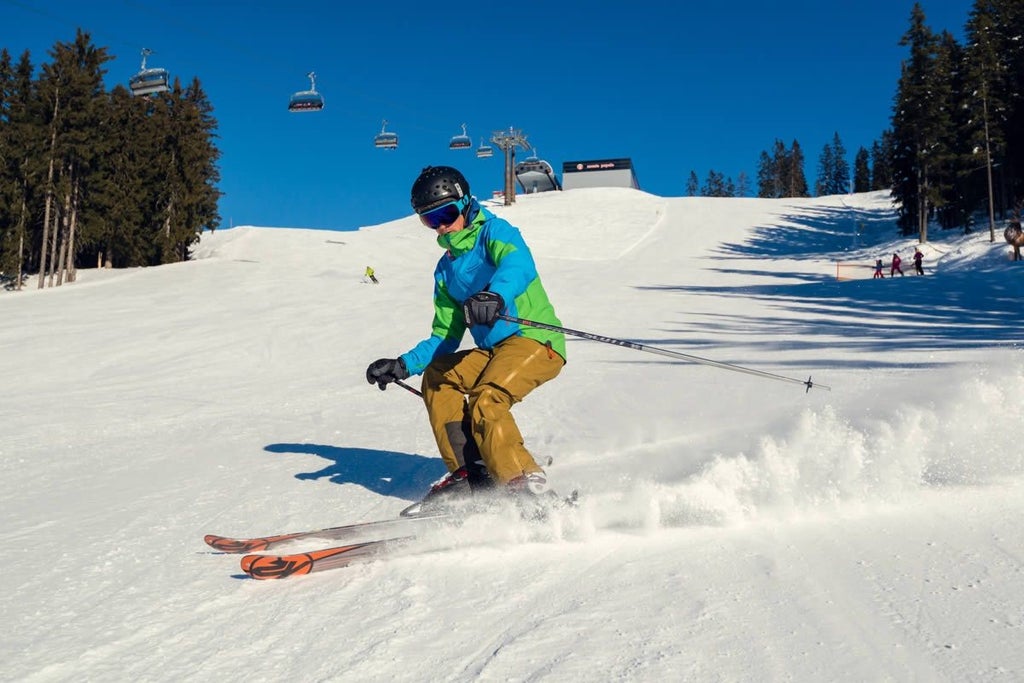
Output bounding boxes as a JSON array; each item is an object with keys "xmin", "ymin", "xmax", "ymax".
[{"xmin": 365, "ymin": 357, "xmax": 409, "ymax": 391}]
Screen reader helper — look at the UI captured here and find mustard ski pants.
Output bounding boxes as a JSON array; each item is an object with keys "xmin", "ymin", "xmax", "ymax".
[{"xmin": 420, "ymin": 336, "xmax": 564, "ymax": 484}]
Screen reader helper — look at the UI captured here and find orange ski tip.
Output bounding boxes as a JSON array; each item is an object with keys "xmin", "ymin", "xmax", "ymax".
[
  {"xmin": 240, "ymin": 543, "xmax": 375, "ymax": 580},
  {"xmin": 242, "ymin": 553, "xmax": 315, "ymax": 580},
  {"xmin": 239, "ymin": 554, "xmax": 258, "ymax": 573},
  {"xmin": 205, "ymin": 535, "xmax": 271, "ymax": 553}
]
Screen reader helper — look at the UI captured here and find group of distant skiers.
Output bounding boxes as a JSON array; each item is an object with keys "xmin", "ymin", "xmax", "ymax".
[{"xmin": 873, "ymin": 248, "xmax": 924, "ymax": 278}]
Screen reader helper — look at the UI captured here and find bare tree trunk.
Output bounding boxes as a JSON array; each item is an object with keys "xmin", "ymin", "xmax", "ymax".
[
  {"xmin": 164, "ymin": 197, "xmax": 173, "ymax": 239},
  {"xmin": 16, "ymin": 181, "xmax": 28, "ymax": 291},
  {"xmin": 983, "ymin": 89, "xmax": 996, "ymax": 243},
  {"xmin": 39, "ymin": 157, "xmax": 56, "ymax": 288},
  {"xmin": 38, "ymin": 87, "xmax": 60, "ymax": 289},
  {"xmin": 917, "ymin": 165, "xmax": 929, "ymax": 244},
  {"xmin": 50, "ymin": 174, "xmax": 70, "ymax": 287},
  {"xmin": 66, "ymin": 174, "xmax": 79, "ymax": 283},
  {"xmin": 55, "ymin": 234, "xmax": 67, "ymax": 287},
  {"xmin": 16, "ymin": 230, "xmax": 25, "ymax": 291},
  {"xmin": 47, "ymin": 204, "xmax": 60, "ymax": 288}
]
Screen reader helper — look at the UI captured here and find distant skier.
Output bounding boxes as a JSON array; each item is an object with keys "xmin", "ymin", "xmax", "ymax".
[
  {"xmin": 365, "ymin": 165, "xmax": 566, "ymax": 515},
  {"xmin": 890, "ymin": 252, "xmax": 904, "ymax": 277},
  {"xmin": 365, "ymin": 266, "xmax": 379, "ymax": 284},
  {"xmin": 913, "ymin": 248, "xmax": 924, "ymax": 275},
  {"xmin": 873, "ymin": 259, "xmax": 885, "ymax": 279}
]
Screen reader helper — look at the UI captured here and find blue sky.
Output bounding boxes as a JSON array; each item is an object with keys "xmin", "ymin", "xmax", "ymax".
[{"xmin": 4, "ymin": 0, "xmax": 971, "ymax": 231}]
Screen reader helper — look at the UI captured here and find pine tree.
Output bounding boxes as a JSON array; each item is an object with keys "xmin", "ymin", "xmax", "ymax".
[
  {"xmin": 814, "ymin": 133, "xmax": 850, "ymax": 196},
  {"xmin": 870, "ymin": 131, "xmax": 895, "ymax": 190},
  {"xmin": 756, "ymin": 140, "xmax": 806, "ymax": 198},
  {"xmin": 772, "ymin": 139, "xmax": 790, "ymax": 198},
  {"xmin": 977, "ymin": 0, "xmax": 1024, "ymax": 219},
  {"xmin": 736, "ymin": 170, "xmax": 750, "ymax": 197},
  {"xmin": 702, "ymin": 170, "xmax": 728, "ymax": 197},
  {"xmin": 928, "ymin": 32, "xmax": 965, "ymax": 231},
  {"xmin": 686, "ymin": 170, "xmax": 699, "ymax": 196},
  {"xmin": 84, "ymin": 85, "xmax": 153, "ymax": 268},
  {"xmin": 961, "ymin": 0, "xmax": 1016, "ymax": 239},
  {"xmin": 0, "ymin": 48, "xmax": 13, "ymax": 283},
  {"xmin": 0, "ymin": 50, "xmax": 45, "ymax": 287},
  {"xmin": 788, "ymin": 140, "xmax": 809, "ymax": 197},
  {"xmin": 831, "ymin": 132, "xmax": 850, "ymax": 194},
  {"xmin": 34, "ymin": 30, "xmax": 111, "ymax": 286},
  {"xmin": 141, "ymin": 76, "xmax": 222, "ymax": 264},
  {"xmin": 853, "ymin": 147, "xmax": 871, "ymax": 192},
  {"xmin": 757, "ymin": 150, "xmax": 776, "ymax": 198},
  {"xmin": 998, "ymin": 0, "xmax": 1024, "ymax": 207},
  {"xmin": 891, "ymin": 3, "xmax": 953, "ymax": 241},
  {"xmin": 815, "ymin": 143, "xmax": 834, "ymax": 196}
]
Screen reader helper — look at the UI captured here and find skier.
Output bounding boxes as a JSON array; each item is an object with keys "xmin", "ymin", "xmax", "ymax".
[
  {"xmin": 890, "ymin": 252, "xmax": 904, "ymax": 277},
  {"xmin": 365, "ymin": 266, "xmax": 379, "ymax": 284},
  {"xmin": 873, "ymin": 259, "xmax": 885, "ymax": 279},
  {"xmin": 365, "ymin": 166, "xmax": 567, "ymax": 514},
  {"xmin": 913, "ymin": 248, "xmax": 924, "ymax": 275}
]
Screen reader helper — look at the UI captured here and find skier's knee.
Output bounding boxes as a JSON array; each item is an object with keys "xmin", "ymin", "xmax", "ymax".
[{"xmin": 469, "ymin": 384, "xmax": 513, "ymax": 422}]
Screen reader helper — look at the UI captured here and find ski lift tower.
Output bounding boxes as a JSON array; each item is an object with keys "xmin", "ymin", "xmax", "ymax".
[{"xmin": 491, "ymin": 127, "xmax": 529, "ymax": 205}]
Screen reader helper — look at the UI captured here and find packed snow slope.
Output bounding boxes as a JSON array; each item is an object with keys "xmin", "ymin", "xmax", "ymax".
[{"xmin": 2, "ymin": 188, "xmax": 1024, "ymax": 682}]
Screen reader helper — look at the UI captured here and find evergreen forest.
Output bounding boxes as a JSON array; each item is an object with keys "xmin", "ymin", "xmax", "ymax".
[
  {"xmin": 0, "ymin": 30, "xmax": 221, "ymax": 290},
  {"xmin": 695, "ymin": 1, "xmax": 1024, "ymax": 244}
]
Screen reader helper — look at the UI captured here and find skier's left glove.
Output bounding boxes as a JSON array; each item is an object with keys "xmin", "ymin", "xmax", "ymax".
[
  {"xmin": 463, "ymin": 291, "xmax": 504, "ymax": 327},
  {"xmin": 366, "ymin": 357, "xmax": 409, "ymax": 391}
]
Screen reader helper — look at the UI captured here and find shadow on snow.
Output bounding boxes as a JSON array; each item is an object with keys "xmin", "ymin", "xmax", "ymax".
[
  {"xmin": 620, "ymin": 204, "xmax": 1024, "ymax": 371},
  {"xmin": 263, "ymin": 443, "xmax": 446, "ymax": 501}
]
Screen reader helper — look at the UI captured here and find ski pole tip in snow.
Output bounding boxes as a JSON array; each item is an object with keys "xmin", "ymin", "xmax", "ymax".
[{"xmin": 804, "ymin": 375, "xmax": 831, "ymax": 393}]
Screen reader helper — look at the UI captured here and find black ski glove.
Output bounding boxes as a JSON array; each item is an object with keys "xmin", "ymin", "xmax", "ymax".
[
  {"xmin": 365, "ymin": 357, "xmax": 409, "ymax": 391},
  {"xmin": 463, "ymin": 291, "xmax": 505, "ymax": 327}
]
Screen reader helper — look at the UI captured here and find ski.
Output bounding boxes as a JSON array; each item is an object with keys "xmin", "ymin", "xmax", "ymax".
[
  {"xmin": 204, "ymin": 512, "xmax": 450, "ymax": 554},
  {"xmin": 241, "ymin": 535, "xmax": 418, "ymax": 580},
  {"xmin": 231, "ymin": 489, "xmax": 582, "ymax": 580}
]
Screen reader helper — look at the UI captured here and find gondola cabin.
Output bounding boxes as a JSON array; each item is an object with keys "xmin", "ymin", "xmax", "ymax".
[
  {"xmin": 375, "ymin": 120, "xmax": 398, "ymax": 149},
  {"xmin": 130, "ymin": 69, "xmax": 170, "ymax": 96},
  {"xmin": 129, "ymin": 48, "xmax": 169, "ymax": 97},
  {"xmin": 476, "ymin": 139, "xmax": 494, "ymax": 158},
  {"xmin": 449, "ymin": 123, "xmax": 471, "ymax": 150},
  {"xmin": 289, "ymin": 72, "xmax": 324, "ymax": 112},
  {"xmin": 289, "ymin": 91, "xmax": 324, "ymax": 112}
]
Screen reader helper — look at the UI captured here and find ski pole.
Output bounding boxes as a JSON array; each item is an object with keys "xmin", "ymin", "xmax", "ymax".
[
  {"xmin": 395, "ymin": 379, "xmax": 423, "ymax": 397},
  {"xmin": 499, "ymin": 314, "xmax": 830, "ymax": 393}
]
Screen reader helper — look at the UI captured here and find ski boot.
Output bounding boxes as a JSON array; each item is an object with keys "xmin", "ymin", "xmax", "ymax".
[
  {"xmin": 400, "ymin": 464, "xmax": 495, "ymax": 517},
  {"xmin": 505, "ymin": 471, "xmax": 576, "ymax": 521}
]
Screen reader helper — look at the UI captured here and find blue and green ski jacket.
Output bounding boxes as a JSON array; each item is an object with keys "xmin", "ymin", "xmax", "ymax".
[{"xmin": 400, "ymin": 201, "xmax": 566, "ymax": 376}]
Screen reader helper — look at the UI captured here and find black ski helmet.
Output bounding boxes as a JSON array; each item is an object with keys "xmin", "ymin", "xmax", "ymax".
[{"xmin": 410, "ymin": 166, "xmax": 470, "ymax": 214}]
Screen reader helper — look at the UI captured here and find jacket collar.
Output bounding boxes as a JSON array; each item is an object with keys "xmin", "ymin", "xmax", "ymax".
[{"xmin": 436, "ymin": 200, "xmax": 489, "ymax": 257}]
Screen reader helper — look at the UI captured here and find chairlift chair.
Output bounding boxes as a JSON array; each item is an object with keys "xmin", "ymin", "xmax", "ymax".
[
  {"xmin": 129, "ymin": 48, "xmax": 170, "ymax": 97},
  {"xmin": 476, "ymin": 138, "xmax": 494, "ymax": 158},
  {"xmin": 288, "ymin": 72, "xmax": 324, "ymax": 112},
  {"xmin": 449, "ymin": 123, "xmax": 471, "ymax": 150},
  {"xmin": 374, "ymin": 119, "xmax": 398, "ymax": 149}
]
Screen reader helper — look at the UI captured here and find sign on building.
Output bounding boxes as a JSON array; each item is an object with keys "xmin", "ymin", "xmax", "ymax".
[{"xmin": 561, "ymin": 158, "xmax": 640, "ymax": 190}]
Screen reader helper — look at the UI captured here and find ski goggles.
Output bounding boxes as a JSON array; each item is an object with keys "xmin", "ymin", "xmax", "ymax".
[{"xmin": 417, "ymin": 196, "xmax": 469, "ymax": 229}]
